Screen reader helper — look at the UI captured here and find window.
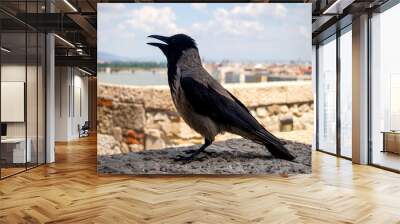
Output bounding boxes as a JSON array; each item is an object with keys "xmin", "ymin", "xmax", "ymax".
[
  {"xmin": 339, "ymin": 28, "xmax": 352, "ymax": 158},
  {"xmin": 317, "ymin": 36, "xmax": 337, "ymax": 154},
  {"xmin": 0, "ymin": 1, "xmax": 46, "ymax": 179},
  {"xmin": 370, "ymin": 3, "xmax": 400, "ymax": 171}
]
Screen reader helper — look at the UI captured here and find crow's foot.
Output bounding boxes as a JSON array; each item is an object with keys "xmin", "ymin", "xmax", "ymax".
[
  {"xmin": 184, "ymin": 149, "xmax": 217, "ymax": 157},
  {"xmin": 176, "ymin": 140, "xmax": 213, "ymax": 163},
  {"xmin": 184, "ymin": 149, "xmax": 197, "ymax": 154},
  {"xmin": 203, "ymin": 151, "xmax": 217, "ymax": 157},
  {"xmin": 174, "ymin": 153, "xmax": 201, "ymax": 163}
]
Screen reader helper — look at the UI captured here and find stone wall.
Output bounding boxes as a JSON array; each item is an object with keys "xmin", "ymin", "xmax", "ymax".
[{"xmin": 97, "ymin": 81, "xmax": 314, "ymax": 155}]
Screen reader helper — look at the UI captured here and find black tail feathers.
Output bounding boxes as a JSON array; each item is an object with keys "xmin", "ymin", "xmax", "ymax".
[{"xmin": 266, "ymin": 141, "xmax": 295, "ymax": 161}]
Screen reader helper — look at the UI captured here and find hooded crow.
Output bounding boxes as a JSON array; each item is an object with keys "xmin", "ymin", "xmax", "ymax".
[{"xmin": 147, "ymin": 34, "xmax": 295, "ymax": 162}]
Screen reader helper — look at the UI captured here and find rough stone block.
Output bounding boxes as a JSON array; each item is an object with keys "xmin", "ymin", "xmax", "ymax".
[
  {"xmin": 286, "ymin": 83, "xmax": 313, "ymax": 104},
  {"xmin": 229, "ymin": 84, "xmax": 288, "ymax": 107},
  {"xmin": 267, "ymin": 104, "xmax": 280, "ymax": 115},
  {"xmin": 142, "ymin": 87, "xmax": 175, "ymax": 111},
  {"xmin": 97, "ymin": 105, "xmax": 113, "ymax": 134},
  {"xmin": 98, "ymin": 84, "xmax": 144, "ymax": 104},
  {"xmin": 124, "ymin": 129, "xmax": 145, "ymax": 145},
  {"xmin": 280, "ymin": 105, "xmax": 289, "ymax": 113},
  {"xmin": 256, "ymin": 107, "xmax": 268, "ymax": 118},
  {"xmin": 299, "ymin": 103, "xmax": 311, "ymax": 112},
  {"xmin": 97, "ymin": 134, "xmax": 122, "ymax": 155},
  {"xmin": 145, "ymin": 129, "xmax": 166, "ymax": 150},
  {"xmin": 112, "ymin": 103, "xmax": 145, "ymax": 131},
  {"xmin": 112, "ymin": 127, "xmax": 122, "ymax": 142}
]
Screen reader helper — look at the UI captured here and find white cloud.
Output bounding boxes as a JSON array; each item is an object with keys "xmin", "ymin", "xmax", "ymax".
[
  {"xmin": 214, "ymin": 8, "xmax": 264, "ymax": 35},
  {"xmin": 230, "ymin": 3, "xmax": 287, "ymax": 17},
  {"xmin": 190, "ymin": 4, "xmax": 291, "ymax": 37},
  {"xmin": 298, "ymin": 25, "xmax": 310, "ymax": 39},
  {"xmin": 191, "ymin": 3, "xmax": 207, "ymax": 10},
  {"xmin": 192, "ymin": 22, "xmax": 210, "ymax": 32},
  {"xmin": 191, "ymin": 7, "xmax": 264, "ymax": 36},
  {"xmin": 125, "ymin": 6, "xmax": 185, "ymax": 35},
  {"xmin": 231, "ymin": 3, "xmax": 266, "ymax": 16},
  {"xmin": 98, "ymin": 3, "xmax": 125, "ymax": 13},
  {"xmin": 275, "ymin": 4, "xmax": 288, "ymax": 17}
]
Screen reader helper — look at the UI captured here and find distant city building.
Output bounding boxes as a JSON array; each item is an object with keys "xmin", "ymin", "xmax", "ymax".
[{"xmin": 98, "ymin": 60, "xmax": 312, "ymax": 84}]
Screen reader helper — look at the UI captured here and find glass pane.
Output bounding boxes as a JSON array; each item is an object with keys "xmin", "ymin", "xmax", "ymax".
[
  {"xmin": 371, "ymin": 5, "xmax": 400, "ymax": 171},
  {"xmin": 340, "ymin": 29, "xmax": 352, "ymax": 158},
  {"xmin": 38, "ymin": 32, "xmax": 45, "ymax": 164},
  {"xmin": 1, "ymin": 30, "xmax": 27, "ymax": 177},
  {"xmin": 0, "ymin": 1, "xmax": 46, "ymax": 178},
  {"xmin": 27, "ymin": 31, "xmax": 38, "ymax": 169},
  {"xmin": 0, "ymin": 6, "xmax": 2, "ymax": 179},
  {"xmin": 26, "ymin": 0, "xmax": 38, "ymax": 169},
  {"xmin": 318, "ymin": 37, "xmax": 337, "ymax": 154}
]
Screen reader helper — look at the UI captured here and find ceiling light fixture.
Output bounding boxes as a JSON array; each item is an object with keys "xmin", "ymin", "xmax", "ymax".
[
  {"xmin": 1, "ymin": 47, "xmax": 11, "ymax": 53},
  {"xmin": 76, "ymin": 48, "xmax": 85, "ymax": 55},
  {"xmin": 63, "ymin": 0, "xmax": 78, "ymax": 12},
  {"xmin": 322, "ymin": 0, "xmax": 354, "ymax": 15},
  {"xmin": 78, "ymin": 67, "xmax": 93, "ymax": 76},
  {"xmin": 323, "ymin": 0, "xmax": 341, "ymax": 14},
  {"xmin": 54, "ymin": 34, "xmax": 75, "ymax": 48}
]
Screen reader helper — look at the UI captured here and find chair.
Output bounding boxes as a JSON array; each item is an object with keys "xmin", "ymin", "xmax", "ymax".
[{"xmin": 79, "ymin": 121, "xmax": 90, "ymax": 138}]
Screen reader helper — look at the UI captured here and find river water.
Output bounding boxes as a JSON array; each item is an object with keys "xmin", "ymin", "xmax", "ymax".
[{"xmin": 98, "ymin": 71, "xmax": 168, "ymax": 86}]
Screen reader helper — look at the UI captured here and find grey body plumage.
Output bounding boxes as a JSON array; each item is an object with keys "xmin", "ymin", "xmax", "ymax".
[
  {"xmin": 147, "ymin": 34, "xmax": 295, "ymax": 162},
  {"xmin": 173, "ymin": 49, "xmax": 221, "ymax": 142}
]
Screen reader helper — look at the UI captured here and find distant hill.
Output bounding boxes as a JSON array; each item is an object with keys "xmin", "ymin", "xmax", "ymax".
[
  {"xmin": 98, "ymin": 51, "xmax": 166, "ymax": 63},
  {"xmin": 97, "ymin": 51, "xmax": 132, "ymax": 62}
]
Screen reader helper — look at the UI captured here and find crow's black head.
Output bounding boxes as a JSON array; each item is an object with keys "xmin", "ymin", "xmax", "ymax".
[{"xmin": 147, "ymin": 34, "xmax": 197, "ymax": 64}]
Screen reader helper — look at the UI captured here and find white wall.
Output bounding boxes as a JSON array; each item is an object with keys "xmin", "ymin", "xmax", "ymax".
[
  {"xmin": 70, "ymin": 73, "xmax": 89, "ymax": 138},
  {"xmin": 1, "ymin": 65, "xmax": 30, "ymax": 138},
  {"xmin": 55, "ymin": 67, "xmax": 89, "ymax": 141},
  {"xmin": 55, "ymin": 66, "xmax": 69, "ymax": 141}
]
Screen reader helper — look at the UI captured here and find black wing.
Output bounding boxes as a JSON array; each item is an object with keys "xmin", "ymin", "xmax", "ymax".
[
  {"xmin": 180, "ymin": 75, "xmax": 295, "ymax": 160},
  {"xmin": 180, "ymin": 76, "xmax": 253, "ymax": 128},
  {"xmin": 180, "ymin": 76, "xmax": 278, "ymax": 141}
]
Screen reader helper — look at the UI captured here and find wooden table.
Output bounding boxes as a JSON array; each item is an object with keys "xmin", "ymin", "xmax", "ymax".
[
  {"xmin": 1, "ymin": 138, "xmax": 31, "ymax": 164},
  {"xmin": 381, "ymin": 131, "xmax": 400, "ymax": 154}
]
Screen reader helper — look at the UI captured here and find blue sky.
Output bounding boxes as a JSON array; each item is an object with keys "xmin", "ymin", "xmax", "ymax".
[{"xmin": 98, "ymin": 3, "xmax": 311, "ymax": 62}]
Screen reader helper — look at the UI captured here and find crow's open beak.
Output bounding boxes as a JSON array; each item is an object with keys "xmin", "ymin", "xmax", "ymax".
[{"xmin": 147, "ymin": 35, "xmax": 170, "ymax": 48}]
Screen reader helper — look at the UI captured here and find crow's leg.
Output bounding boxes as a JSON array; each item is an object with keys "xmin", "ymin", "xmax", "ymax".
[
  {"xmin": 175, "ymin": 139, "xmax": 213, "ymax": 162},
  {"xmin": 184, "ymin": 141, "xmax": 216, "ymax": 156}
]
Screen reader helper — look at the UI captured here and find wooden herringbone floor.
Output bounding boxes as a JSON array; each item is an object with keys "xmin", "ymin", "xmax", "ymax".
[{"xmin": 1, "ymin": 135, "xmax": 400, "ymax": 224}]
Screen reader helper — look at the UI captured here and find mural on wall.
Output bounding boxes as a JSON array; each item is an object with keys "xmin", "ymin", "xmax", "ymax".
[{"xmin": 97, "ymin": 3, "xmax": 313, "ymax": 175}]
